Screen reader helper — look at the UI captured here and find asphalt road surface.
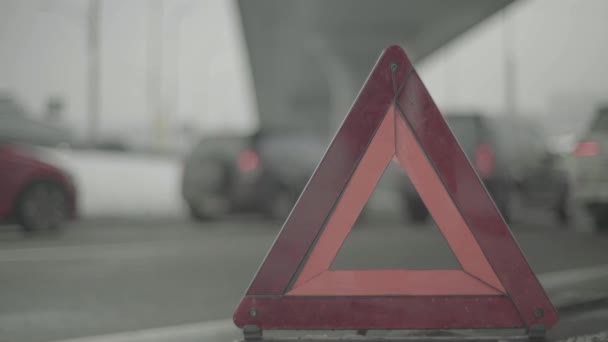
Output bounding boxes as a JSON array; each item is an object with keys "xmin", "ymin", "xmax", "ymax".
[{"xmin": 0, "ymin": 215, "xmax": 607, "ymax": 342}]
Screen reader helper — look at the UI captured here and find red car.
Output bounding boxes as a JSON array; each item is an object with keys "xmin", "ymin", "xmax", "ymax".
[{"xmin": 0, "ymin": 143, "xmax": 77, "ymax": 231}]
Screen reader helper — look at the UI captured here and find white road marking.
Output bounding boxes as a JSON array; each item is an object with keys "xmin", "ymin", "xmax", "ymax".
[
  {"xmin": 49, "ymin": 319, "xmax": 238, "ymax": 342},
  {"xmin": 0, "ymin": 240, "xmax": 193, "ymax": 262},
  {"xmin": 44, "ymin": 264, "xmax": 608, "ymax": 342},
  {"xmin": 539, "ymin": 264, "xmax": 608, "ymax": 289},
  {"xmin": 558, "ymin": 331, "xmax": 608, "ymax": 342}
]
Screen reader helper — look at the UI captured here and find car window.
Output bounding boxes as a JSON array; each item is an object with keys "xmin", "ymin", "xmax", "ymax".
[
  {"xmin": 525, "ymin": 119, "xmax": 549, "ymax": 156},
  {"xmin": 193, "ymin": 136, "xmax": 246, "ymax": 157},
  {"xmin": 590, "ymin": 107, "xmax": 608, "ymax": 132},
  {"xmin": 259, "ymin": 134, "xmax": 325, "ymax": 165},
  {"xmin": 0, "ymin": 96, "xmax": 26, "ymax": 117},
  {"xmin": 444, "ymin": 116, "xmax": 480, "ymax": 156}
]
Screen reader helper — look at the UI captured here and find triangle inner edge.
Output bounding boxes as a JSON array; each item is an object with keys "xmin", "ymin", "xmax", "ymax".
[
  {"xmin": 287, "ymin": 107, "xmax": 506, "ymax": 296},
  {"xmin": 290, "ymin": 109, "xmax": 396, "ymax": 289},
  {"xmin": 394, "ymin": 107, "xmax": 504, "ymax": 293}
]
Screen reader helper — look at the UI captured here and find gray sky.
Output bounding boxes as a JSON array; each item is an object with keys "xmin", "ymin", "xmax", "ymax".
[
  {"xmin": 0, "ymin": 0, "xmax": 257, "ymax": 146},
  {"xmin": 1, "ymin": 0, "xmax": 607, "ymax": 146},
  {"xmin": 418, "ymin": 0, "xmax": 608, "ymax": 136}
]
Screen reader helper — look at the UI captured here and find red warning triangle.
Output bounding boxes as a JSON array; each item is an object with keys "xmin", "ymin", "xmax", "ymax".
[{"xmin": 234, "ymin": 46, "xmax": 557, "ymax": 331}]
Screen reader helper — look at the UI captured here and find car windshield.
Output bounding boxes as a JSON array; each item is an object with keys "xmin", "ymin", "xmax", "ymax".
[
  {"xmin": 590, "ymin": 108, "xmax": 608, "ymax": 132},
  {"xmin": 445, "ymin": 116, "xmax": 480, "ymax": 157},
  {"xmin": 1, "ymin": 1, "xmax": 608, "ymax": 342}
]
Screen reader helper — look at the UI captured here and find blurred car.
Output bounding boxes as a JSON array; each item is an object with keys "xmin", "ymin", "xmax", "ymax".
[
  {"xmin": 397, "ymin": 113, "xmax": 571, "ymax": 225},
  {"xmin": 182, "ymin": 130, "xmax": 325, "ymax": 221},
  {"xmin": 573, "ymin": 105, "xmax": 608, "ymax": 231},
  {"xmin": 0, "ymin": 142, "xmax": 77, "ymax": 231}
]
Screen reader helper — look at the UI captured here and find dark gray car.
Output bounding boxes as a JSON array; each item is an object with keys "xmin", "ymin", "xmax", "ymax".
[
  {"xmin": 573, "ymin": 105, "xmax": 608, "ymax": 230},
  {"xmin": 182, "ymin": 130, "xmax": 325, "ymax": 221},
  {"xmin": 398, "ymin": 113, "xmax": 571, "ymax": 224}
]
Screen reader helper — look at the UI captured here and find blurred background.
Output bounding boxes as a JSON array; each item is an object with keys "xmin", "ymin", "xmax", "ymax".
[{"xmin": 1, "ymin": 1, "xmax": 608, "ymax": 341}]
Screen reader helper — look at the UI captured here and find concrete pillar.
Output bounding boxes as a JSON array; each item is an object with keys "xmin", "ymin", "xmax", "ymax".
[{"xmin": 311, "ymin": 41, "xmax": 359, "ymax": 139}]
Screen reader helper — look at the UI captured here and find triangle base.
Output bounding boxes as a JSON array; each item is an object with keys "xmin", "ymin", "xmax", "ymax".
[
  {"xmin": 235, "ymin": 45, "xmax": 558, "ymax": 332},
  {"xmin": 234, "ymin": 296, "xmax": 524, "ymax": 330}
]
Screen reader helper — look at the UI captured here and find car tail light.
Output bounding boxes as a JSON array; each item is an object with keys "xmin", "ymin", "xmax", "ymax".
[
  {"xmin": 574, "ymin": 141, "xmax": 599, "ymax": 157},
  {"xmin": 237, "ymin": 149, "xmax": 259, "ymax": 173},
  {"xmin": 475, "ymin": 144, "xmax": 495, "ymax": 178}
]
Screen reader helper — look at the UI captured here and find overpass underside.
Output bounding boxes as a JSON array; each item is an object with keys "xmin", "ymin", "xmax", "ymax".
[{"xmin": 237, "ymin": 0, "xmax": 513, "ymax": 137}]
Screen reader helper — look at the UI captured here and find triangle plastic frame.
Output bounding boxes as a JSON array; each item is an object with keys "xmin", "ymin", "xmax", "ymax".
[{"xmin": 233, "ymin": 45, "xmax": 557, "ymax": 331}]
